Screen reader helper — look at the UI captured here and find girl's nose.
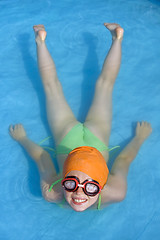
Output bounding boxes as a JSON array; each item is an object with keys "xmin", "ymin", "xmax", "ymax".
[{"xmin": 76, "ymin": 186, "xmax": 84, "ymax": 195}]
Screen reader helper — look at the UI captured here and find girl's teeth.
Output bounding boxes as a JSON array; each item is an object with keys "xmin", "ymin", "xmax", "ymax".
[{"xmin": 74, "ymin": 199, "xmax": 86, "ymax": 203}]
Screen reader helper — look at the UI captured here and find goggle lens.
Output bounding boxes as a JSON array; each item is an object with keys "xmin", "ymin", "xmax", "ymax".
[
  {"xmin": 85, "ymin": 183, "xmax": 99, "ymax": 194},
  {"xmin": 63, "ymin": 180, "xmax": 76, "ymax": 191}
]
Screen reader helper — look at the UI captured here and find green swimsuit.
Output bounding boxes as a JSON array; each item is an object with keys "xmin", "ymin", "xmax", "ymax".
[
  {"xmin": 56, "ymin": 122, "xmax": 118, "ymax": 155},
  {"xmin": 40, "ymin": 122, "xmax": 119, "ymax": 156}
]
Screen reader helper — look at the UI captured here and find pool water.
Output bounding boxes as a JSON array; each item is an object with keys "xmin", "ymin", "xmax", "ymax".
[{"xmin": 0, "ymin": 0, "xmax": 160, "ymax": 239}]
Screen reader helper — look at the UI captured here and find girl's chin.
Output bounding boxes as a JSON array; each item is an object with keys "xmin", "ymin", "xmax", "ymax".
[
  {"xmin": 70, "ymin": 198, "xmax": 89, "ymax": 211},
  {"xmin": 72, "ymin": 205, "xmax": 87, "ymax": 212}
]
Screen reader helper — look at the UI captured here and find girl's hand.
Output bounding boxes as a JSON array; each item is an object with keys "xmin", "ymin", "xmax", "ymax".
[
  {"xmin": 9, "ymin": 124, "xmax": 27, "ymax": 141},
  {"xmin": 135, "ymin": 122, "xmax": 152, "ymax": 142}
]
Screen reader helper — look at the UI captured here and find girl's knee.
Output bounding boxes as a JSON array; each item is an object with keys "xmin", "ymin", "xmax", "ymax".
[{"xmin": 96, "ymin": 76, "xmax": 114, "ymax": 93}]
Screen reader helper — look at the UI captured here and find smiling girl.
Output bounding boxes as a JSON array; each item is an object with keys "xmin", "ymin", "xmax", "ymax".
[{"xmin": 9, "ymin": 23, "xmax": 152, "ymax": 211}]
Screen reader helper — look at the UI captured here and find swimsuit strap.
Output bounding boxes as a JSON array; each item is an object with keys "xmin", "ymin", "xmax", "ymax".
[
  {"xmin": 97, "ymin": 194, "xmax": 102, "ymax": 210},
  {"xmin": 48, "ymin": 178, "xmax": 63, "ymax": 192},
  {"xmin": 108, "ymin": 146, "xmax": 120, "ymax": 152},
  {"xmin": 38, "ymin": 136, "xmax": 57, "ymax": 157},
  {"xmin": 38, "ymin": 136, "xmax": 52, "ymax": 145}
]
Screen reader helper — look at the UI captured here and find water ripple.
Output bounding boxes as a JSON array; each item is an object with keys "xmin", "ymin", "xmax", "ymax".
[
  {"xmin": 15, "ymin": 175, "xmax": 43, "ymax": 203},
  {"xmin": 60, "ymin": 22, "xmax": 103, "ymax": 56}
]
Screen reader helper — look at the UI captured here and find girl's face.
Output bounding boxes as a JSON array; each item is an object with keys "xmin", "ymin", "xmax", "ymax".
[{"xmin": 63, "ymin": 170, "xmax": 99, "ymax": 212}]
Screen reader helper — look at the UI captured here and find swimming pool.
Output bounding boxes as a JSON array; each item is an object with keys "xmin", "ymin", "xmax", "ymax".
[{"xmin": 1, "ymin": 0, "xmax": 160, "ymax": 239}]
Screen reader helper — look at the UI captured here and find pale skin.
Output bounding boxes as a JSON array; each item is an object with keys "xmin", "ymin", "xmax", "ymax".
[{"xmin": 9, "ymin": 23, "xmax": 152, "ymax": 212}]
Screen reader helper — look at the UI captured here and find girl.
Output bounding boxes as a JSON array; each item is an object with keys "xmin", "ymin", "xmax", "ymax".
[{"xmin": 9, "ymin": 23, "xmax": 152, "ymax": 212}]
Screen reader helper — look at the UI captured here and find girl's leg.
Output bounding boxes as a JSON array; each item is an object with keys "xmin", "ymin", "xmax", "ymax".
[
  {"xmin": 33, "ymin": 25, "xmax": 78, "ymax": 145},
  {"xmin": 84, "ymin": 23, "xmax": 124, "ymax": 150}
]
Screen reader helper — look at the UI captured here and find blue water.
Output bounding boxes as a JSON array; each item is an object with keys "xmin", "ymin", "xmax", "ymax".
[{"xmin": 1, "ymin": 0, "xmax": 160, "ymax": 239}]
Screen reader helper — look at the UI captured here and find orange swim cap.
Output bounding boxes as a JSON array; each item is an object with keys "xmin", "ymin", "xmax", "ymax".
[{"xmin": 63, "ymin": 146, "xmax": 109, "ymax": 188}]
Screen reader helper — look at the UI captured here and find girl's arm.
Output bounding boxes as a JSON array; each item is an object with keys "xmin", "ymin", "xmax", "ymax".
[
  {"xmin": 9, "ymin": 124, "xmax": 63, "ymax": 202},
  {"xmin": 101, "ymin": 122, "xmax": 152, "ymax": 203}
]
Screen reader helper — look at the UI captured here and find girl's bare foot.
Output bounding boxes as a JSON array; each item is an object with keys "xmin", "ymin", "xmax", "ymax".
[
  {"xmin": 104, "ymin": 23, "xmax": 124, "ymax": 40},
  {"xmin": 33, "ymin": 24, "xmax": 47, "ymax": 43}
]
